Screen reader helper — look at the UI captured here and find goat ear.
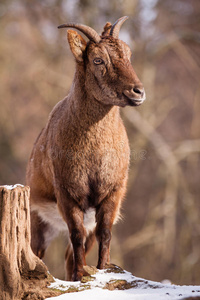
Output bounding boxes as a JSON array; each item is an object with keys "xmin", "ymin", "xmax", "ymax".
[
  {"xmin": 101, "ymin": 22, "xmax": 112, "ymax": 36},
  {"xmin": 67, "ymin": 29, "xmax": 87, "ymax": 62}
]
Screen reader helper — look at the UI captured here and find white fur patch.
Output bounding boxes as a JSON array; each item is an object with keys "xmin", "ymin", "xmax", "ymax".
[
  {"xmin": 31, "ymin": 202, "xmax": 68, "ymax": 232},
  {"xmin": 84, "ymin": 208, "xmax": 96, "ymax": 234},
  {"xmin": 31, "ymin": 203, "xmax": 96, "ymax": 235}
]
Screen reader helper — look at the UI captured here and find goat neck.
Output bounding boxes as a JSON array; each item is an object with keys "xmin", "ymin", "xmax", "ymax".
[{"xmin": 67, "ymin": 64, "xmax": 120, "ymax": 128}]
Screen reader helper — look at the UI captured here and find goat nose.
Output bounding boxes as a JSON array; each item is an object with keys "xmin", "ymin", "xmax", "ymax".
[{"xmin": 133, "ymin": 87, "xmax": 144, "ymax": 96}]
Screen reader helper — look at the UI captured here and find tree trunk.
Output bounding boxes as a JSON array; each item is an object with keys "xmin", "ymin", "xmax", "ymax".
[{"xmin": 0, "ymin": 185, "xmax": 60, "ymax": 300}]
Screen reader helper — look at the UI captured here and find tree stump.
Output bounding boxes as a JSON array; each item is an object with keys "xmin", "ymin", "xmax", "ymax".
[{"xmin": 0, "ymin": 185, "xmax": 60, "ymax": 300}]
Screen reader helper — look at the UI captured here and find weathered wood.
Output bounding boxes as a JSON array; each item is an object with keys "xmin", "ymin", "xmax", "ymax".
[{"xmin": 0, "ymin": 185, "xmax": 60, "ymax": 300}]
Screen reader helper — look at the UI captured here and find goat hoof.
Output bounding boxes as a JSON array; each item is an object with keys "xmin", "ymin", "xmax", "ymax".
[
  {"xmin": 72, "ymin": 265, "xmax": 95, "ymax": 281},
  {"xmin": 72, "ymin": 273, "xmax": 82, "ymax": 281},
  {"xmin": 72, "ymin": 270, "xmax": 84, "ymax": 281}
]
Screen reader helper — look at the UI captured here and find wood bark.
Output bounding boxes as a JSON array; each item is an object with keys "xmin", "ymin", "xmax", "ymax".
[{"xmin": 0, "ymin": 185, "xmax": 60, "ymax": 300}]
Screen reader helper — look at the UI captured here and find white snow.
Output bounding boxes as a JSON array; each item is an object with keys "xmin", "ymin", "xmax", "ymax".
[
  {"xmin": 46, "ymin": 268, "xmax": 200, "ymax": 300},
  {"xmin": 1, "ymin": 184, "xmax": 24, "ymax": 190}
]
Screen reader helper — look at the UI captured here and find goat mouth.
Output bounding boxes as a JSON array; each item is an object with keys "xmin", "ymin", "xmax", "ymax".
[{"xmin": 123, "ymin": 93, "xmax": 145, "ymax": 107}]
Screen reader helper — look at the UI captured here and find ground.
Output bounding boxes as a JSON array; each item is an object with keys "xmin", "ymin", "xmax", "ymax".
[{"xmin": 46, "ymin": 264, "xmax": 200, "ymax": 300}]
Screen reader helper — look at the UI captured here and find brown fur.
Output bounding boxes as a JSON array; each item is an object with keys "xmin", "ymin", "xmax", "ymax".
[{"xmin": 26, "ymin": 19, "xmax": 145, "ymax": 281}]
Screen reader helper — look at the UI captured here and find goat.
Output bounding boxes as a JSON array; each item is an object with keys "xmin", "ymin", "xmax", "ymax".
[{"xmin": 26, "ymin": 16, "xmax": 146, "ymax": 281}]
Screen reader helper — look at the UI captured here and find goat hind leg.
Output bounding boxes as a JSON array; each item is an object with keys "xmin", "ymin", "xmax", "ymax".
[
  {"xmin": 30, "ymin": 210, "xmax": 57, "ymax": 259},
  {"xmin": 65, "ymin": 243, "xmax": 73, "ymax": 281},
  {"xmin": 85, "ymin": 230, "xmax": 96, "ymax": 254}
]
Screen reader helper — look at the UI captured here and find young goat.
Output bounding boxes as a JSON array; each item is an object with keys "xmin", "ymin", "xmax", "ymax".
[{"xmin": 26, "ymin": 16, "xmax": 146, "ymax": 281}]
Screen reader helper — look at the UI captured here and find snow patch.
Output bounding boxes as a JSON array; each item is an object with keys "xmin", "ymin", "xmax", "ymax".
[
  {"xmin": 46, "ymin": 268, "xmax": 200, "ymax": 300},
  {"xmin": 1, "ymin": 184, "xmax": 24, "ymax": 190},
  {"xmin": 49, "ymin": 278, "xmax": 81, "ymax": 292}
]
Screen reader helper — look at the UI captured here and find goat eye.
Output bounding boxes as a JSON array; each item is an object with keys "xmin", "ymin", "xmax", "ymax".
[{"xmin": 93, "ymin": 58, "xmax": 104, "ymax": 65}]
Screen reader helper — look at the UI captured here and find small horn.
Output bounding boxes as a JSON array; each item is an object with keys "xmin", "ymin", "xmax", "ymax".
[
  {"xmin": 110, "ymin": 16, "xmax": 129, "ymax": 39},
  {"xmin": 58, "ymin": 23, "xmax": 101, "ymax": 43}
]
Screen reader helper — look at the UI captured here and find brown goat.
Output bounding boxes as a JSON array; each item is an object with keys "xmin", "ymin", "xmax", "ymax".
[{"xmin": 26, "ymin": 16, "xmax": 145, "ymax": 281}]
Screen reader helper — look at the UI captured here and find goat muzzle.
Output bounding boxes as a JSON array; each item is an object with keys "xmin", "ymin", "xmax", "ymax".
[{"xmin": 123, "ymin": 86, "xmax": 146, "ymax": 106}]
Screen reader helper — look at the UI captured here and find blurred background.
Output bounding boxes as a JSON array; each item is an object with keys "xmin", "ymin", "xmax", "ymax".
[{"xmin": 0, "ymin": 0, "xmax": 200, "ymax": 285}]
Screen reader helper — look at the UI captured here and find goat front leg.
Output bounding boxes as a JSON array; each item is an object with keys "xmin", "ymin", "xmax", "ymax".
[
  {"xmin": 96, "ymin": 188, "xmax": 124, "ymax": 269},
  {"xmin": 65, "ymin": 230, "xmax": 95, "ymax": 281},
  {"xmin": 57, "ymin": 195, "xmax": 86, "ymax": 281}
]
